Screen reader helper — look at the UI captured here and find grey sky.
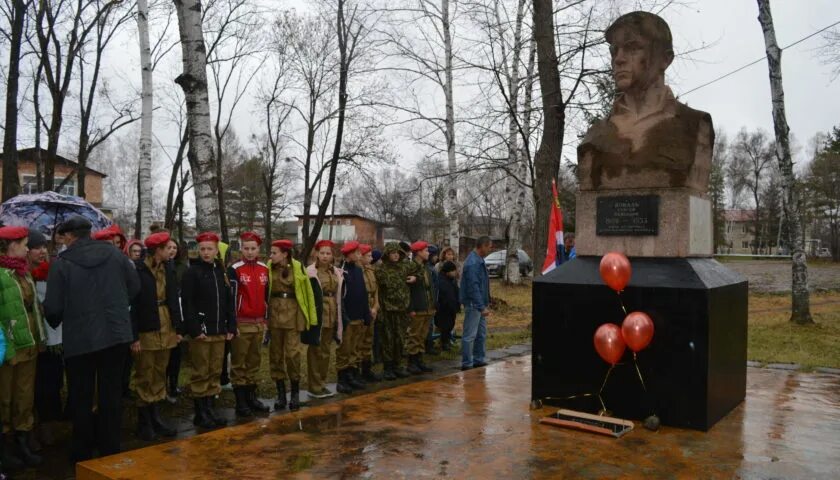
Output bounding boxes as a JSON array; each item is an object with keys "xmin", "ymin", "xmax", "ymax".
[{"xmin": 665, "ymin": 0, "xmax": 840, "ymax": 153}]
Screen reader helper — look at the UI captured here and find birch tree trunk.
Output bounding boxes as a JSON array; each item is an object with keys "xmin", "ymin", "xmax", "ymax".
[
  {"xmin": 137, "ymin": 0, "xmax": 154, "ymax": 235},
  {"xmin": 2, "ymin": 0, "xmax": 26, "ymax": 201},
  {"xmin": 174, "ymin": 0, "xmax": 220, "ymax": 232},
  {"xmin": 756, "ymin": 0, "xmax": 813, "ymax": 324},
  {"xmin": 442, "ymin": 0, "xmax": 460, "ymax": 257},
  {"xmin": 502, "ymin": 0, "xmax": 527, "ymax": 284},
  {"xmin": 532, "ymin": 0, "xmax": 565, "ymax": 275}
]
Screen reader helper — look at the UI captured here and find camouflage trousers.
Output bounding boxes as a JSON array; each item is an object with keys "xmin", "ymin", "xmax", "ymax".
[{"xmin": 379, "ymin": 310, "xmax": 407, "ymax": 367}]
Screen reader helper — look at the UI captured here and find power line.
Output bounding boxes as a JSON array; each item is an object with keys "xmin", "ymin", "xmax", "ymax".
[{"xmin": 681, "ymin": 18, "xmax": 840, "ymax": 97}]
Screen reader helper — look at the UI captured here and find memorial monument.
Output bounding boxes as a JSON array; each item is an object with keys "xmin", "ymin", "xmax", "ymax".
[{"xmin": 532, "ymin": 12, "xmax": 748, "ymax": 431}]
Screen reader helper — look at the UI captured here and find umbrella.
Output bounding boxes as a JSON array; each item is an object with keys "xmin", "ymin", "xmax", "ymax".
[{"xmin": 0, "ymin": 191, "xmax": 112, "ymax": 237}]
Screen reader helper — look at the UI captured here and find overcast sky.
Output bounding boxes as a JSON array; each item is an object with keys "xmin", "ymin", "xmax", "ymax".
[{"xmin": 663, "ymin": 0, "xmax": 840, "ymax": 154}]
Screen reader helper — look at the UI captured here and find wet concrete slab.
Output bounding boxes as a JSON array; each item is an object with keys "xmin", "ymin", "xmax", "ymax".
[{"xmin": 77, "ymin": 356, "xmax": 840, "ymax": 479}]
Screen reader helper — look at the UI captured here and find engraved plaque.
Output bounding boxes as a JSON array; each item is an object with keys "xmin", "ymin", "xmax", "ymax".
[{"xmin": 596, "ymin": 195, "xmax": 659, "ymax": 236}]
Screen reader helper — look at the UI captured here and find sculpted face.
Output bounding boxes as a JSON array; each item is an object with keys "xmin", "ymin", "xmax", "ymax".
[{"xmin": 609, "ymin": 26, "xmax": 672, "ymax": 94}]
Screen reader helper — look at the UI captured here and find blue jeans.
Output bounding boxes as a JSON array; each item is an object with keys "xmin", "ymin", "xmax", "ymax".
[{"xmin": 461, "ymin": 307, "xmax": 486, "ymax": 368}]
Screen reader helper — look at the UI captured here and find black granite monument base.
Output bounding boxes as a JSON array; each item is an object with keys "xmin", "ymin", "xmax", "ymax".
[{"xmin": 532, "ymin": 256, "xmax": 748, "ymax": 431}]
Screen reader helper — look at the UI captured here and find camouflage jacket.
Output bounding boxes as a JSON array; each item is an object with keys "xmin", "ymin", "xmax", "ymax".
[{"xmin": 377, "ymin": 243, "xmax": 410, "ymax": 312}]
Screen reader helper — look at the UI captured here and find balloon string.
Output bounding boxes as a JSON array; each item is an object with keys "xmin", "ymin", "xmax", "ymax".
[
  {"xmin": 633, "ymin": 352, "xmax": 647, "ymax": 393},
  {"xmin": 597, "ymin": 365, "xmax": 614, "ymax": 414},
  {"xmin": 617, "ymin": 291, "xmax": 627, "ymax": 315}
]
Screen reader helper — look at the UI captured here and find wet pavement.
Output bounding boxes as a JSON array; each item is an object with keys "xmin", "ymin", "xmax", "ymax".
[{"xmin": 77, "ymin": 355, "xmax": 840, "ymax": 479}]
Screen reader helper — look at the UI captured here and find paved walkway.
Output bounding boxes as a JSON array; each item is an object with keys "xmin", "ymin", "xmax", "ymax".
[{"xmin": 78, "ymin": 354, "xmax": 840, "ymax": 479}]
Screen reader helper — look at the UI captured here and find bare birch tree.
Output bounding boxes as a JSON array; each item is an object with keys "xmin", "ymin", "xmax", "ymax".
[
  {"xmin": 204, "ymin": 0, "xmax": 264, "ymax": 242},
  {"xmin": 378, "ymin": 0, "xmax": 462, "ymax": 254},
  {"xmin": 173, "ymin": 0, "xmax": 220, "ymax": 231},
  {"xmin": 757, "ymin": 0, "xmax": 813, "ymax": 324},
  {"xmin": 137, "ymin": 0, "xmax": 154, "ymax": 234}
]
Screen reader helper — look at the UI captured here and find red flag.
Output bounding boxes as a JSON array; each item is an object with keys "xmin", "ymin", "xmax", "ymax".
[{"xmin": 541, "ymin": 180, "xmax": 564, "ymax": 275}]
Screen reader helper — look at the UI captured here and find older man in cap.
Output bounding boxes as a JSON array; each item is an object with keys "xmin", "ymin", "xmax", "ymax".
[
  {"xmin": 43, "ymin": 216, "xmax": 140, "ymax": 462},
  {"xmin": 405, "ymin": 240, "xmax": 438, "ymax": 374}
]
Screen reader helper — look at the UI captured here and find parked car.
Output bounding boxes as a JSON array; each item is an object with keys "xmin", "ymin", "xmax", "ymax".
[
  {"xmin": 816, "ymin": 247, "xmax": 831, "ymax": 258},
  {"xmin": 484, "ymin": 249, "xmax": 533, "ymax": 278}
]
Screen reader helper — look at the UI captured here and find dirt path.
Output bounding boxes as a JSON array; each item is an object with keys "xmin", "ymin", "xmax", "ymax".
[{"xmin": 723, "ymin": 260, "xmax": 839, "ymax": 293}]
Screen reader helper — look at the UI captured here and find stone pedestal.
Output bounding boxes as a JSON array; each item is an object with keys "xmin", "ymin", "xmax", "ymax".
[
  {"xmin": 576, "ymin": 188, "xmax": 712, "ymax": 257},
  {"xmin": 531, "ymin": 257, "xmax": 748, "ymax": 431}
]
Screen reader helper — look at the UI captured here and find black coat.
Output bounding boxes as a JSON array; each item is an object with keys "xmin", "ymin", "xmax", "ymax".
[
  {"xmin": 408, "ymin": 261, "xmax": 439, "ymax": 312},
  {"xmin": 44, "ymin": 238, "xmax": 140, "ymax": 358},
  {"xmin": 131, "ymin": 259, "xmax": 184, "ymax": 339},
  {"xmin": 436, "ymin": 276, "xmax": 460, "ymax": 317},
  {"xmin": 181, "ymin": 260, "xmax": 236, "ymax": 338}
]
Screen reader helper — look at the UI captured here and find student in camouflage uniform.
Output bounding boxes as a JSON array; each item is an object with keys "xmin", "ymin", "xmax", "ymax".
[
  {"xmin": 306, "ymin": 240, "xmax": 343, "ymax": 399},
  {"xmin": 405, "ymin": 241, "xmax": 438, "ymax": 374},
  {"xmin": 375, "ymin": 243, "xmax": 415, "ymax": 380}
]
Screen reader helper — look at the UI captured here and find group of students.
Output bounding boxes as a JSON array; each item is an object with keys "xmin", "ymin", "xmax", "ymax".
[{"xmin": 0, "ymin": 215, "xmax": 486, "ymax": 474}]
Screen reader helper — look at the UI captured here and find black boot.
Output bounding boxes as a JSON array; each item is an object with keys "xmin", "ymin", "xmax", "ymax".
[
  {"xmin": 393, "ymin": 362, "xmax": 411, "ymax": 378},
  {"xmin": 0, "ymin": 432, "xmax": 24, "ymax": 471},
  {"xmin": 136, "ymin": 406, "xmax": 158, "ymax": 441},
  {"xmin": 406, "ymin": 355, "xmax": 422, "ymax": 375},
  {"xmin": 336, "ymin": 369, "xmax": 354, "ymax": 394},
  {"xmin": 362, "ymin": 361, "xmax": 382, "ymax": 382},
  {"xmin": 248, "ymin": 385, "xmax": 270, "ymax": 413},
  {"xmin": 150, "ymin": 403, "xmax": 177, "ymax": 437},
  {"xmin": 234, "ymin": 386, "xmax": 253, "ymax": 418},
  {"xmin": 274, "ymin": 380, "xmax": 287, "ymax": 411},
  {"xmin": 382, "ymin": 362, "xmax": 397, "ymax": 381},
  {"xmin": 347, "ymin": 368, "xmax": 366, "ymax": 390},
  {"xmin": 289, "ymin": 381, "xmax": 301, "ymax": 411},
  {"xmin": 14, "ymin": 431, "xmax": 42, "ymax": 466},
  {"xmin": 205, "ymin": 397, "xmax": 228, "ymax": 427},
  {"xmin": 193, "ymin": 399, "xmax": 215, "ymax": 429},
  {"xmin": 416, "ymin": 354, "xmax": 433, "ymax": 373}
]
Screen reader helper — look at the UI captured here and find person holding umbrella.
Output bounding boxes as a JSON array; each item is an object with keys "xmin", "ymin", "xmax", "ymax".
[{"xmin": 0, "ymin": 226, "xmax": 44, "ymax": 468}]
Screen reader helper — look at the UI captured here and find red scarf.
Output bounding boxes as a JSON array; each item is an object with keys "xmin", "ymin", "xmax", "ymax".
[
  {"xmin": 31, "ymin": 261, "xmax": 50, "ymax": 281},
  {"xmin": 0, "ymin": 255, "xmax": 29, "ymax": 277}
]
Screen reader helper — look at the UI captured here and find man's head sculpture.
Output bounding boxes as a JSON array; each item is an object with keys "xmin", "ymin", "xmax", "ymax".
[{"xmin": 605, "ymin": 12, "xmax": 674, "ymax": 96}]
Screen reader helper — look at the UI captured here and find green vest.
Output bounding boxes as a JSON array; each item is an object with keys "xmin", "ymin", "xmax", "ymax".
[
  {"xmin": 0, "ymin": 268, "xmax": 44, "ymax": 362},
  {"xmin": 267, "ymin": 259, "xmax": 318, "ymax": 329}
]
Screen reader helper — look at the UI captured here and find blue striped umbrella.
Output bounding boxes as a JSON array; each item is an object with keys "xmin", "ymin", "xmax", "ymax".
[{"xmin": 0, "ymin": 191, "xmax": 112, "ymax": 237}]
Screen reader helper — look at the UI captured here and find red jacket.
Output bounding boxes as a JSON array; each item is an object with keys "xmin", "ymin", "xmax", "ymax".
[{"xmin": 228, "ymin": 260, "xmax": 269, "ymax": 323}]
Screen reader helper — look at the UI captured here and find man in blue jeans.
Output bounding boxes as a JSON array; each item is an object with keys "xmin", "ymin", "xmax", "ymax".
[{"xmin": 459, "ymin": 236, "xmax": 493, "ymax": 371}]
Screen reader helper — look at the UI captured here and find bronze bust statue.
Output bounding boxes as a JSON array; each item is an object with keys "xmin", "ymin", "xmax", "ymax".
[{"xmin": 578, "ymin": 11, "xmax": 713, "ymax": 194}]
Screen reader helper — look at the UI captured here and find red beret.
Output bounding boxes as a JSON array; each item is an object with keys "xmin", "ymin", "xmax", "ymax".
[
  {"xmin": 410, "ymin": 240, "xmax": 429, "ymax": 252},
  {"xmin": 359, "ymin": 244, "xmax": 372, "ymax": 255},
  {"xmin": 340, "ymin": 240, "xmax": 360, "ymax": 255},
  {"xmin": 0, "ymin": 226, "xmax": 29, "ymax": 241},
  {"xmin": 196, "ymin": 232, "xmax": 220, "ymax": 244},
  {"xmin": 92, "ymin": 227, "xmax": 116, "ymax": 241},
  {"xmin": 272, "ymin": 239, "xmax": 293, "ymax": 251},
  {"xmin": 314, "ymin": 240, "xmax": 335, "ymax": 250},
  {"xmin": 144, "ymin": 232, "xmax": 171, "ymax": 249},
  {"xmin": 240, "ymin": 231, "xmax": 262, "ymax": 246}
]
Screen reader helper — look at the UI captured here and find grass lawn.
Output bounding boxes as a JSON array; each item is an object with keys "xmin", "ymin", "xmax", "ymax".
[
  {"xmin": 481, "ymin": 280, "xmax": 840, "ymax": 371},
  {"xmin": 747, "ymin": 291, "xmax": 840, "ymax": 370}
]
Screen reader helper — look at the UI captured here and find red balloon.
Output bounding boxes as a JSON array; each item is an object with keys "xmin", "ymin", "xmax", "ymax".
[
  {"xmin": 599, "ymin": 252, "xmax": 632, "ymax": 292},
  {"xmin": 622, "ymin": 311, "xmax": 655, "ymax": 353},
  {"xmin": 593, "ymin": 324, "xmax": 626, "ymax": 365}
]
